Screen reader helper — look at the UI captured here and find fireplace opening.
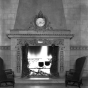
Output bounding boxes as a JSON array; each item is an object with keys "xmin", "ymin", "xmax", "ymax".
[{"xmin": 21, "ymin": 44, "xmax": 59, "ymax": 78}]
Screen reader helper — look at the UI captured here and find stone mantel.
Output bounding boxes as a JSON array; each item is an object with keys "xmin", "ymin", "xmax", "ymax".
[{"xmin": 7, "ymin": 29, "xmax": 74, "ymax": 39}]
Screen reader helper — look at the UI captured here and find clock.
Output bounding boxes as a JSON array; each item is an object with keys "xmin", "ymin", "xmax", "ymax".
[{"xmin": 36, "ymin": 18, "xmax": 45, "ymax": 27}]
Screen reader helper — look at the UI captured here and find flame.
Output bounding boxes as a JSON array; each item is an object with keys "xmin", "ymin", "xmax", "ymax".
[{"xmin": 27, "ymin": 46, "xmax": 52, "ymax": 74}]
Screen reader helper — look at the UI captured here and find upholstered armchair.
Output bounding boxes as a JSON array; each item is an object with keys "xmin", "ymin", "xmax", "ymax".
[
  {"xmin": 0, "ymin": 57, "xmax": 15, "ymax": 87},
  {"xmin": 65, "ymin": 56, "xmax": 86, "ymax": 88},
  {"xmin": 0, "ymin": 69, "xmax": 15, "ymax": 87}
]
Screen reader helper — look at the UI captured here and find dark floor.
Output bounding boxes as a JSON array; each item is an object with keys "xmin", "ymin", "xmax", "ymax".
[
  {"xmin": 0, "ymin": 83, "xmax": 88, "ymax": 88},
  {"xmin": 0, "ymin": 78, "xmax": 88, "ymax": 88}
]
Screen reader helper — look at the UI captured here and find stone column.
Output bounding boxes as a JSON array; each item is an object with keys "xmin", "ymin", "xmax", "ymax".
[
  {"xmin": 58, "ymin": 46, "xmax": 60, "ymax": 74},
  {"xmin": 16, "ymin": 45, "xmax": 22, "ymax": 77},
  {"xmin": 15, "ymin": 39, "xmax": 23, "ymax": 77},
  {"xmin": 59, "ymin": 46, "xmax": 65, "ymax": 77}
]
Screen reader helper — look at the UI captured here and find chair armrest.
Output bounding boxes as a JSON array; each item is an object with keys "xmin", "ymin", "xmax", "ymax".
[
  {"xmin": 5, "ymin": 69, "xmax": 12, "ymax": 73},
  {"xmin": 65, "ymin": 71, "xmax": 74, "ymax": 80},
  {"xmin": 4, "ymin": 69, "xmax": 14, "ymax": 77},
  {"xmin": 65, "ymin": 71, "xmax": 70, "ymax": 77},
  {"xmin": 5, "ymin": 69, "xmax": 13, "ymax": 73},
  {"xmin": 69, "ymin": 69, "xmax": 75, "ymax": 74},
  {"xmin": 65, "ymin": 70, "xmax": 75, "ymax": 77},
  {"xmin": 69, "ymin": 69, "xmax": 75, "ymax": 72}
]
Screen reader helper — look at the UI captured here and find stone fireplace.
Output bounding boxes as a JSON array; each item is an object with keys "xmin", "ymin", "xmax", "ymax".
[{"xmin": 7, "ymin": 12, "xmax": 74, "ymax": 77}]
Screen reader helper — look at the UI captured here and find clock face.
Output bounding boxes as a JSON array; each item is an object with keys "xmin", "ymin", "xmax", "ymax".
[{"xmin": 36, "ymin": 18, "xmax": 45, "ymax": 27}]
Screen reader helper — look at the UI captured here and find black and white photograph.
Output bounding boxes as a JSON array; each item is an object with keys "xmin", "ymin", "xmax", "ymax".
[{"xmin": 0, "ymin": 0, "xmax": 88, "ymax": 88}]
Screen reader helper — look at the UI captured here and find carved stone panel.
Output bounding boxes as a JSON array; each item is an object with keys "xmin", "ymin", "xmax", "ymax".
[
  {"xmin": 17, "ymin": 38, "xmax": 64, "ymax": 46},
  {"xmin": 59, "ymin": 47, "xmax": 64, "ymax": 73},
  {"xmin": 16, "ymin": 45, "xmax": 21, "ymax": 73}
]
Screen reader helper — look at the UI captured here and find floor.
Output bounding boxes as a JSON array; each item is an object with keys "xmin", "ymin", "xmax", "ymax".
[
  {"xmin": 0, "ymin": 78, "xmax": 88, "ymax": 88},
  {"xmin": 0, "ymin": 83, "xmax": 88, "ymax": 88}
]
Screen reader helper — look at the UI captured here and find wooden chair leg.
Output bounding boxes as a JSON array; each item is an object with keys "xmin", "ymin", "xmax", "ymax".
[
  {"xmin": 80, "ymin": 79, "xmax": 83, "ymax": 85},
  {"xmin": 13, "ymin": 82, "xmax": 15, "ymax": 87},
  {"xmin": 78, "ymin": 82, "xmax": 81, "ymax": 88},
  {"xmin": 65, "ymin": 80, "xmax": 68, "ymax": 87},
  {"xmin": 5, "ymin": 82, "xmax": 7, "ymax": 86}
]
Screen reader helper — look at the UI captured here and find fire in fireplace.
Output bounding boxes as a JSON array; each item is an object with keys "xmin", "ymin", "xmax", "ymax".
[
  {"xmin": 21, "ymin": 44, "xmax": 59, "ymax": 78},
  {"xmin": 27, "ymin": 46, "xmax": 52, "ymax": 76}
]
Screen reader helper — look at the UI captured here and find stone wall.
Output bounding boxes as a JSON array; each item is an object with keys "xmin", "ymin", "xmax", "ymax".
[
  {"xmin": 0, "ymin": 46, "xmax": 11, "ymax": 69},
  {"xmin": 0, "ymin": 0, "xmax": 19, "ymax": 45},
  {"xmin": 14, "ymin": 0, "xmax": 67, "ymax": 30},
  {"xmin": 63, "ymin": 0, "xmax": 88, "ymax": 45}
]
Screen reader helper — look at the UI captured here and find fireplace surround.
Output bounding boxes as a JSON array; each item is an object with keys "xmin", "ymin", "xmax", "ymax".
[
  {"xmin": 7, "ymin": 30, "xmax": 73, "ymax": 77},
  {"xmin": 7, "ymin": 12, "xmax": 74, "ymax": 77}
]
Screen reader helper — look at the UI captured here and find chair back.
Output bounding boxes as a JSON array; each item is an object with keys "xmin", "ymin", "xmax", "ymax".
[
  {"xmin": 0, "ymin": 57, "xmax": 7, "ymax": 82},
  {"xmin": 73, "ymin": 56, "xmax": 86, "ymax": 80}
]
